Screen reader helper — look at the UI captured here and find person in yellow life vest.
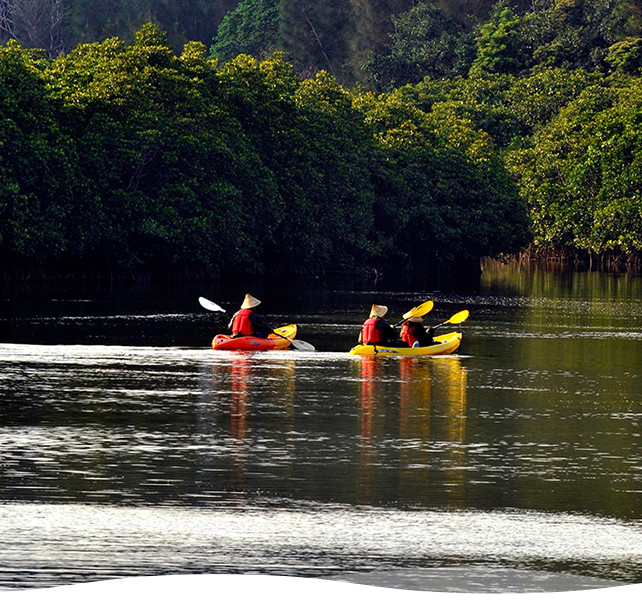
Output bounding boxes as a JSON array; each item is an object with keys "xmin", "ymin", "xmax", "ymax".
[
  {"xmin": 359, "ymin": 304, "xmax": 405, "ymax": 346},
  {"xmin": 228, "ymin": 294, "xmax": 272, "ymax": 337},
  {"xmin": 400, "ymin": 316, "xmax": 435, "ymax": 347}
]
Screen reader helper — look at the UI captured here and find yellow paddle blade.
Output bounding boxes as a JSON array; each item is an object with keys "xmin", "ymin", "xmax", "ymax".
[
  {"xmin": 446, "ymin": 310, "xmax": 470, "ymax": 325},
  {"xmin": 403, "ymin": 300, "xmax": 434, "ymax": 320}
]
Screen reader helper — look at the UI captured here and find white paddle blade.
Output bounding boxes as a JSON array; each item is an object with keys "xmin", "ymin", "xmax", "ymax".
[
  {"xmin": 291, "ymin": 339, "xmax": 315, "ymax": 352},
  {"xmin": 198, "ymin": 297, "xmax": 226, "ymax": 313}
]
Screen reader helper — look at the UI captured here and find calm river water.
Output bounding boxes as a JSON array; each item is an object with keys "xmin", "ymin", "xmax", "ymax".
[{"xmin": 1, "ymin": 262, "xmax": 641, "ymax": 593}]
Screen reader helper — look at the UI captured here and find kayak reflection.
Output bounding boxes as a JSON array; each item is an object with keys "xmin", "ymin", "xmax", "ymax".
[
  {"xmin": 210, "ymin": 354, "xmax": 296, "ymax": 488},
  {"xmin": 356, "ymin": 356, "xmax": 468, "ymax": 507},
  {"xmin": 203, "ymin": 352, "xmax": 467, "ymax": 507}
]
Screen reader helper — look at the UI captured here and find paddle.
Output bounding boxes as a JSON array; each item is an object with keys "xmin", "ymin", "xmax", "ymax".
[
  {"xmin": 432, "ymin": 309, "xmax": 470, "ymax": 330},
  {"xmin": 198, "ymin": 296, "xmax": 315, "ymax": 352},
  {"xmin": 198, "ymin": 297, "xmax": 226, "ymax": 313},
  {"xmin": 393, "ymin": 300, "xmax": 434, "ymax": 327},
  {"xmin": 270, "ymin": 329, "xmax": 315, "ymax": 352}
]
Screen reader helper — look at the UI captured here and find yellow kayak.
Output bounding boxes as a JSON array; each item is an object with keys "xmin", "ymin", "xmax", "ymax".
[{"xmin": 348, "ymin": 331, "xmax": 462, "ymax": 356}]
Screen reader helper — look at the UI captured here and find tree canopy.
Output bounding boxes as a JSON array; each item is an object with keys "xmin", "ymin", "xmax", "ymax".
[
  {"xmin": 4, "ymin": 0, "xmax": 642, "ymax": 277},
  {"xmin": 0, "ymin": 24, "xmax": 531, "ymax": 279}
]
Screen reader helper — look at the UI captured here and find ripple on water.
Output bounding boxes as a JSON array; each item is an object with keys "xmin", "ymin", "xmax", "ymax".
[{"xmin": 0, "ymin": 502, "xmax": 641, "ymax": 590}]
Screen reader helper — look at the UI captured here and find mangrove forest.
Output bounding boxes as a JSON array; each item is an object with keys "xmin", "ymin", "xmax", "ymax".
[{"xmin": 2, "ymin": 0, "xmax": 642, "ymax": 281}]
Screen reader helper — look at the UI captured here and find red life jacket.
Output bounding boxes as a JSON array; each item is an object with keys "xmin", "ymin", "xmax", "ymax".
[
  {"xmin": 232, "ymin": 308, "xmax": 255, "ymax": 336},
  {"xmin": 400, "ymin": 321, "xmax": 417, "ymax": 347},
  {"xmin": 362, "ymin": 317, "xmax": 384, "ymax": 344}
]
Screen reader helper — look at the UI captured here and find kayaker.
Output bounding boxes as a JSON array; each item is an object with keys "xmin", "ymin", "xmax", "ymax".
[
  {"xmin": 359, "ymin": 304, "xmax": 406, "ymax": 346},
  {"xmin": 401, "ymin": 316, "xmax": 435, "ymax": 347},
  {"xmin": 228, "ymin": 294, "xmax": 272, "ymax": 338}
]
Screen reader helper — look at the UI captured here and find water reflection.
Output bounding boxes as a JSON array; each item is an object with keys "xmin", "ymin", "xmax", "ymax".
[
  {"xmin": 357, "ymin": 356, "xmax": 379, "ymax": 503},
  {"xmin": 482, "ymin": 258, "xmax": 642, "ymax": 302},
  {"xmin": 207, "ymin": 353, "xmax": 298, "ymax": 492},
  {"xmin": 355, "ymin": 356, "xmax": 468, "ymax": 507},
  {"xmin": 230, "ymin": 354, "xmax": 250, "ymax": 441},
  {"xmin": 1, "ymin": 263, "xmax": 642, "ymax": 590}
]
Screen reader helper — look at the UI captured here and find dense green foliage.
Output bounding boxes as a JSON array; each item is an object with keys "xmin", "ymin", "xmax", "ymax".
[
  {"xmin": 210, "ymin": 0, "xmax": 641, "ymax": 87},
  {"xmin": 363, "ymin": 2, "xmax": 476, "ymax": 88},
  {"xmin": 389, "ymin": 67, "xmax": 642, "ymax": 262},
  {"xmin": 509, "ymin": 78, "xmax": 642, "ymax": 256},
  {"xmin": 368, "ymin": 0, "xmax": 642, "ymax": 265},
  {"xmin": 4, "ymin": 0, "xmax": 642, "ymax": 274},
  {"xmin": 0, "ymin": 25, "xmax": 530, "ymax": 278},
  {"xmin": 212, "ymin": 0, "xmax": 279, "ymax": 64}
]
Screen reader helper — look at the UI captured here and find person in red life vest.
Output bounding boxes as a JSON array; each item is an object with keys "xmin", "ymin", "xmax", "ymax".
[
  {"xmin": 228, "ymin": 294, "xmax": 273, "ymax": 338},
  {"xmin": 400, "ymin": 316, "xmax": 435, "ymax": 347},
  {"xmin": 359, "ymin": 304, "xmax": 405, "ymax": 346}
]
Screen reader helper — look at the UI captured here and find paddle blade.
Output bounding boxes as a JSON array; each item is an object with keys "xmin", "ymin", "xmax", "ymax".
[
  {"xmin": 291, "ymin": 339, "xmax": 315, "ymax": 352},
  {"xmin": 402, "ymin": 300, "xmax": 434, "ymax": 320},
  {"xmin": 446, "ymin": 309, "xmax": 469, "ymax": 325},
  {"xmin": 198, "ymin": 297, "xmax": 226, "ymax": 313}
]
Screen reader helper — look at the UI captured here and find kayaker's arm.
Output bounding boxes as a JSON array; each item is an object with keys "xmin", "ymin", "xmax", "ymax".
[
  {"xmin": 378, "ymin": 319, "xmax": 398, "ymax": 340},
  {"xmin": 249, "ymin": 311, "xmax": 273, "ymax": 336},
  {"xmin": 377, "ymin": 319, "xmax": 408, "ymax": 345},
  {"xmin": 413, "ymin": 325, "xmax": 434, "ymax": 346},
  {"xmin": 427, "ymin": 326, "xmax": 435, "ymax": 344}
]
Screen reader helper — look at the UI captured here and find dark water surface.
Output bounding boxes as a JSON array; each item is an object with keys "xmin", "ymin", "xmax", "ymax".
[{"xmin": 1, "ymin": 263, "xmax": 641, "ymax": 592}]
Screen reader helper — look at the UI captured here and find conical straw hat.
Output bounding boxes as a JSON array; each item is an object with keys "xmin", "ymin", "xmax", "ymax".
[
  {"xmin": 369, "ymin": 304, "xmax": 388, "ymax": 318},
  {"xmin": 241, "ymin": 294, "xmax": 261, "ymax": 309},
  {"xmin": 409, "ymin": 316, "xmax": 423, "ymax": 323}
]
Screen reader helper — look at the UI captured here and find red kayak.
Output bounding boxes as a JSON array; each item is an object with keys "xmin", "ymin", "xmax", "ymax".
[{"xmin": 212, "ymin": 325, "xmax": 297, "ymax": 351}]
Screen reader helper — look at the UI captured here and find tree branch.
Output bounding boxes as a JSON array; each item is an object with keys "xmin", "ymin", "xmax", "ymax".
[{"xmin": 300, "ymin": 5, "xmax": 333, "ymax": 73}]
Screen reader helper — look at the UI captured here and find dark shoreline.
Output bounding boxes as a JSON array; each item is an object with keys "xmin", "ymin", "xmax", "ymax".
[
  {"xmin": 514, "ymin": 247, "xmax": 642, "ymax": 273},
  {"xmin": 0, "ymin": 255, "xmax": 485, "ymax": 289},
  {"xmin": 2, "ymin": 250, "xmax": 641, "ymax": 289}
]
